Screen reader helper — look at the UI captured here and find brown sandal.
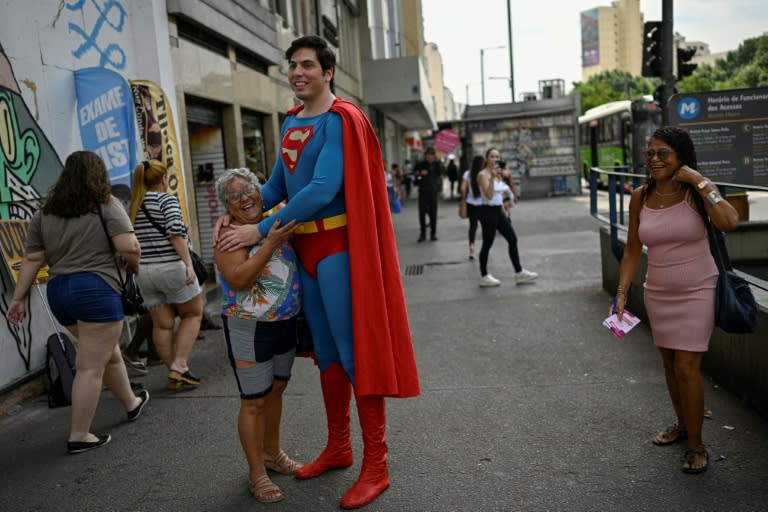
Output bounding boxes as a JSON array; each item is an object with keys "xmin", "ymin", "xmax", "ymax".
[
  {"xmin": 652, "ymin": 424, "xmax": 688, "ymax": 446},
  {"xmin": 249, "ymin": 475, "xmax": 284, "ymax": 503},
  {"xmin": 264, "ymin": 449, "xmax": 304, "ymax": 475},
  {"xmin": 682, "ymin": 445, "xmax": 709, "ymax": 474}
]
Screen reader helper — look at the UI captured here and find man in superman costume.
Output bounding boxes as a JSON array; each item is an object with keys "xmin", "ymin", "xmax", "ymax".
[{"xmin": 216, "ymin": 36, "xmax": 419, "ymax": 509}]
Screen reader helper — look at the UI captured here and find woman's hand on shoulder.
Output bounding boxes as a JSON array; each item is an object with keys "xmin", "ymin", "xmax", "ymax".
[
  {"xmin": 264, "ymin": 219, "xmax": 299, "ymax": 248},
  {"xmin": 216, "ymin": 222, "xmax": 262, "ymax": 252}
]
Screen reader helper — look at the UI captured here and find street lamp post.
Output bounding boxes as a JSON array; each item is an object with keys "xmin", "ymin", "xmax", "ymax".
[{"xmin": 480, "ymin": 45, "xmax": 505, "ymax": 105}]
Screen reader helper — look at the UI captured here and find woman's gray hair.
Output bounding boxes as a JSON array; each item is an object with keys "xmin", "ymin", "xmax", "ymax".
[{"xmin": 216, "ymin": 168, "xmax": 262, "ymax": 208}]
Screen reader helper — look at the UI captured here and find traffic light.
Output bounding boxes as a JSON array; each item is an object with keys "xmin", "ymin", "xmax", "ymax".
[
  {"xmin": 677, "ymin": 46, "xmax": 698, "ymax": 79},
  {"xmin": 642, "ymin": 21, "xmax": 663, "ymax": 77}
]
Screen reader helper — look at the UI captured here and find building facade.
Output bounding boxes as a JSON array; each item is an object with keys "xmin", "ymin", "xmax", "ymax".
[{"xmin": 580, "ymin": 0, "xmax": 643, "ymax": 81}]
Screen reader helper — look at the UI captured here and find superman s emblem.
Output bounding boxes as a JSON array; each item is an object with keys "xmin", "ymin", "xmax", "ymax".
[{"xmin": 281, "ymin": 127, "xmax": 314, "ymax": 174}]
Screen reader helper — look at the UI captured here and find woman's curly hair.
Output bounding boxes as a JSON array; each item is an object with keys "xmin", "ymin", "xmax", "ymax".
[{"xmin": 42, "ymin": 151, "xmax": 112, "ymax": 218}]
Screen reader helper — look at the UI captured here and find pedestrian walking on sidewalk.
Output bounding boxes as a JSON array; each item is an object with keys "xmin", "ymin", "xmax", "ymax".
[
  {"xmin": 214, "ymin": 35, "xmax": 420, "ymax": 509},
  {"xmin": 459, "ymin": 155, "xmax": 485, "ymax": 260},
  {"xmin": 128, "ymin": 160, "xmax": 204, "ymax": 391},
  {"xmin": 214, "ymin": 168, "xmax": 303, "ymax": 504},
  {"xmin": 613, "ymin": 126, "xmax": 739, "ymax": 474},
  {"xmin": 446, "ymin": 155, "xmax": 458, "ymax": 198},
  {"xmin": 474, "ymin": 148, "xmax": 538, "ymax": 287},
  {"xmin": 414, "ymin": 146, "xmax": 444, "ymax": 242},
  {"xmin": 6, "ymin": 150, "xmax": 150, "ymax": 454}
]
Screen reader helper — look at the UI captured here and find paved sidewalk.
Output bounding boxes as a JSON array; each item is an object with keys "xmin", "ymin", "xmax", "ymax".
[{"xmin": 1, "ymin": 191, "xmax": 767, "ymax": 511}]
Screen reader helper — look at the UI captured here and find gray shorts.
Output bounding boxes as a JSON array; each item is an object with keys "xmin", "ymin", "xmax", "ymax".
[
  {"xmin": 137, "ymin": 260, "xmax": 202, "ymax": 308},
  {"xmin": 223, "ymin": 316, "xmax": 297, "ymax": 399}
]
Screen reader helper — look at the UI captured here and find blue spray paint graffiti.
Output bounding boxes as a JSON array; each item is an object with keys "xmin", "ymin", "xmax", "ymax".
[{"xmin": 66, "ymin": 0, "xmax": 127, "ymax": 70}]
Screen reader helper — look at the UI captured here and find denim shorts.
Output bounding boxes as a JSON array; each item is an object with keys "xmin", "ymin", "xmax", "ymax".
[
  {"xmin": 46, "ymin": 272, "xmax": 124, "ymax": 325},
  {"xmin": 137, "ymin": 260, "xmax": 202, "ymax": 308}
]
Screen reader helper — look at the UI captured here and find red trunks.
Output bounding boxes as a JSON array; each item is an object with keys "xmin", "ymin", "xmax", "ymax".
[{"xmin": 293, "ymin": 227, "xmax": 349, "ymax": 278}]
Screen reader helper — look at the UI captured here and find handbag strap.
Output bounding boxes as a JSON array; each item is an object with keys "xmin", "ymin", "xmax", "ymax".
[
  {"xmin": 96, "ymin": 204, "xmax": 127, "ymax": 290},
  {"xmin": 140, "ymin": 202, "xmax": 168, "ymax": 236},
  {"xmin": 690, "ymin": 186, "xmax": 732, "ymax": 273},
  {"xmin": 141, "ymin": 201, "xmax": 192, "ymax": 246}
]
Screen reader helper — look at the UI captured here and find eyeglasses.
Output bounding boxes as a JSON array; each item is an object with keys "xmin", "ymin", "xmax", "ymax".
[
  {"xmin": 226, "ymin": 184, "xmax": 258, "ymax": 203},
  {"xmin": 645, "ymin": 149, "xmax": 675, "ymax": 161}
]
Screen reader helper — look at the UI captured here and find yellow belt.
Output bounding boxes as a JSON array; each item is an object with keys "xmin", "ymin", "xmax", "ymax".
[{"xmin": 294, "ymin": 213, "xmax": 347, "ymax": 235}]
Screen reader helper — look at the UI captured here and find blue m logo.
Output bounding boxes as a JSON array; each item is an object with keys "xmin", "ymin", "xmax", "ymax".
[{"xmin": 677, "ymin": 97, "xmax": 701, "ymax": 121}]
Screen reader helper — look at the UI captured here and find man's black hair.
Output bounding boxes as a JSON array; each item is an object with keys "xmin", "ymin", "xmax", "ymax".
[{"xmin": 286, "ymin": 35, "xmax": 336, "ymax": 92}]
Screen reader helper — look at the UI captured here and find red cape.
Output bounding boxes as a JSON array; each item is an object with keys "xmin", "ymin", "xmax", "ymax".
[{"xmin": 287, "ymin": 98, "xmax": 420, "ymax": 398}]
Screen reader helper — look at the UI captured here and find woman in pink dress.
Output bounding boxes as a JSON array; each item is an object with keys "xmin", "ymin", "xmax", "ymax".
[{"xmin": 614, "ymin": 127, "xmax": 739, "ymax": 474}]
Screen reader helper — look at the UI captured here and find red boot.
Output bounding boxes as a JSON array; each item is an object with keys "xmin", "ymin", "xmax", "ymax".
[
  {"xmin": 294, "ymin": 363, "xmax": 354, "ymax": 479},
  {"xmin": 339, "ymin": 396, "xmax": 390, "ymax": 509}
]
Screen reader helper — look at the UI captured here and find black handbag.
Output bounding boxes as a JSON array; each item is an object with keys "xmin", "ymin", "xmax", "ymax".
[
  {"xmin": 98, "ymin": 206, "xmax": 146, "ymax": 316},
  {"xmin": 121, "ymin": 272, "xmax": 145, "ymax": 316},
  {"xmin": 141, "ymin": 203, "xmax": 208, "ymax": 284},
  {"xmin": 190, "ymin": 249, "xmax": 209, "ymax": 284},
  {"xmin": 692, "ymin": 192, "xmax": 758, "ymax": 334}
]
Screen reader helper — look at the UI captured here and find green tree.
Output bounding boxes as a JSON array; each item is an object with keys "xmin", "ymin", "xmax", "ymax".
[
  {"xmin": 571, "ymin": 70, "xmax": 658, "ymax": 114},
  {"xmin": 573, "ymin": 35, "xmax": 768, "ymax": 109},
  {"xmin": 680, "ymin": 34, "xmax": 768, "ymax": 91}
]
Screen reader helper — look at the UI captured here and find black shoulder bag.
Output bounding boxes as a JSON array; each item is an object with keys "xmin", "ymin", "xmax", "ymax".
[
  {"xmin": 691, "ymin": 190, "xmax": 758, "ymax": 334},
  {"xmin": 140, "ymin": 203, "xmax": 209, "ymax": 284},
  {"xmin": 97, "ymin": 206, "xmax": 145, "ymax": 316}
]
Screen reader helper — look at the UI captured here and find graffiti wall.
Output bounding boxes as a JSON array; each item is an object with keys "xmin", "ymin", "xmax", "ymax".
[{"xmin": 0, "ymin": 0, "xmax": 182, "ymax": 391}]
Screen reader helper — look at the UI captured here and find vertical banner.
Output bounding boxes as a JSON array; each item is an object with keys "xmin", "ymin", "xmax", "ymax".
[
  {"xmin": 74, "ymin": 67, "xmax": 139, "ymax": 193},
  {"xmin": 129, "ymin": 80, "xmax": 188, "ymax": 224}
]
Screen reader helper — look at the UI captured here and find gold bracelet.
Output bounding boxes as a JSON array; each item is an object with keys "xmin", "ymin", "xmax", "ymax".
[{"xmin": 616, "ymin": 285, "xmax": 627, "ymax": 296}]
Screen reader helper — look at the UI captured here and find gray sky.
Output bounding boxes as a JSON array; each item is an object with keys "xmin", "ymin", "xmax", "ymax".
[{"xmin": 421, "ymin": 0, "xmax": 766, "ymax": 105}]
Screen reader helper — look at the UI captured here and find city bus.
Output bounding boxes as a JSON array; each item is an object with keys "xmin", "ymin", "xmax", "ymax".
[{"xmin": 578, "ymin": 96, "xmax": 661, "ymax": 189}]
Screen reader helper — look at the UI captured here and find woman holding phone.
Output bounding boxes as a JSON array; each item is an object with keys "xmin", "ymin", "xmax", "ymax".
[{"xmin": 473, "ymin": 147, "xmax": 538, "ymax": 287}]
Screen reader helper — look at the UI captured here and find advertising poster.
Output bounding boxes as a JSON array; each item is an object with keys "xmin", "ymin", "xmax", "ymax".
[
  {"xmin": 74, "ymin": 67, "xmax": 139, "ymax": 190},
  {"xmin": 129, "ymin": 79, "xmax": 189, "ymax": 224},
  {"xmin": 668, "ymin": 87, "xmax": 768, "ymax": 186},
  {"xmin": 581, "ymin": 9, "xmax": 600, "ymax": 67}
]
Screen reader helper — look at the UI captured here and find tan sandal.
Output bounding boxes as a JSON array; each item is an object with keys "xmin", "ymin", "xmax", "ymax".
[
  {"xmin": 652, "ymin": 423, "xmax": 688, "ymax": 446},
  {"xmin": 264, "ymin": 449, "xmax": 304, "ymax": 475},
  {"xmin": 248, "ymin": 475, "xmax": 284, "ymax": 503}
]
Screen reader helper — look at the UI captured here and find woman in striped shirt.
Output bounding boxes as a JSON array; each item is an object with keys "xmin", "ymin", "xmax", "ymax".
[{"xmin": 128, "ymin": 160, "xmax": 204, "ymax": 390}]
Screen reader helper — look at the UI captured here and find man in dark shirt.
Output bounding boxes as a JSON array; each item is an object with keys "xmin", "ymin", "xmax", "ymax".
[{"xmin": 414, "ymin": 147, "xmax": 444, "ymax": 242}]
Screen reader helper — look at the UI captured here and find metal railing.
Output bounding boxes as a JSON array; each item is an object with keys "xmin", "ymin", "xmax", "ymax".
[{"xmin": 589, "ymin": 167, "xmax": 768, "ymax": 292}]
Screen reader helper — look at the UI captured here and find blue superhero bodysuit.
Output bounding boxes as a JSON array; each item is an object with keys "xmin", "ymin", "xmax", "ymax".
[{"xmin": 256, "ymin": 112, "xmax": 354, "ymax": 378}]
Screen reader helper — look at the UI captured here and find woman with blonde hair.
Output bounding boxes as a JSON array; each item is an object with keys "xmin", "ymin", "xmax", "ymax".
[
  {"xmin": 7, "ymin": 151, "xmax": 149, "ymax": 453},
  {"xmin": 128, "ymin": 160, "xmax": 203, "ymax": 390}
]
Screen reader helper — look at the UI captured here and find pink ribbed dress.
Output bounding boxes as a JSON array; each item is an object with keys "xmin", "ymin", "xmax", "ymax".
[{"xmin": 638, "ymin": 192, "xmax": 718, "ymax": 352}]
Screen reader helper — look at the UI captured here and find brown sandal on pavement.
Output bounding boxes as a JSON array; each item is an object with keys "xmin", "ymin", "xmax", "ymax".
[
  {"xmin": 264, "ymin": 449, "xmax": 304, "ymax": 475},
  {"xmin": 653, "ymin": 424, "xmax": 688, "ymax": 446},
  {"xmin": 682, "ymin": 445, "xmax": 709, "ymax": 474},
  {"xmin": 249, "ymin": 475, "xmax": 284, "ymax": 503}
]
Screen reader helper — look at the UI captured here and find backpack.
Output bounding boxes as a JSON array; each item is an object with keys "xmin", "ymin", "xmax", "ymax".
[{"xmin": 45, "ymin": 333, "xmax": 77, "ymax": 408}]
